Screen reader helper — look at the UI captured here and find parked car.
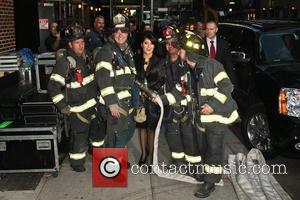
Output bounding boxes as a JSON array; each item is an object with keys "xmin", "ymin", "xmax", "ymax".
[{"xmin": 218, "ymin": 20, "xmax": 300, "ymax": 158}]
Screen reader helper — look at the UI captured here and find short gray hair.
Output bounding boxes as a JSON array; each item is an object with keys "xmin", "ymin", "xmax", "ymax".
[{"xmin": 94, "ymin": 15, "xmax": 104, "ymax": 22}]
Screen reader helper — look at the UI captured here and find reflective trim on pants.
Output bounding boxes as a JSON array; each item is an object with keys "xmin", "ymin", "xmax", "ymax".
[{"xmin": 69, "ymin": 152, "xmax": 86, "ymax": 160}]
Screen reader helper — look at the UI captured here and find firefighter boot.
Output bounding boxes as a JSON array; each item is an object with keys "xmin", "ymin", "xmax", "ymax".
[
  {"xmin": 194, "ymin": 182, "xmax": 215, "ymax": 198},
  {"xmin": 70, "ymin": 158, "xmax": 86, "ymax": 172}
]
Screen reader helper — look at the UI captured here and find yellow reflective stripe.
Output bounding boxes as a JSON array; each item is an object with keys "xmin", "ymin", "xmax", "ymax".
[
  {"xmin": 180, "ymin": 95, "xmax": 191, "ymax": 106},
  {"xmin": 130, "ymin": 67, "xmax": 137, "ymax": 74},
  {"xmin": 95, "ymin": 61, "xmax": 113, "ymax": 72},
  {"xmin": 91, "ymin": 140, "xmax": 104, "ymax": 147},
  {"xmin": 200, "ymin": 88, "xmax": 217, "ymax": 96},
  {"xmin": 171, "ymin": 152, "xmax": 185, "ymax": 159},
  {"xmin": 70, "ymin": 74, "xmax": 94, "ymax": 88},
  {"xmin": 115, "ymin": 66, "xmax": 132, "ymax": 76},
  {"xmin": 185, "ymin": 154, "xmax": 202, "ymax": 163},
  {"xmin": 117, "ymin": 90, "xmax": 131, "ymax": 99},
  {"xmin": 99, "ymin": 95, "xmax": 105, "ymax": 104},
  {"xmin": 214, "ymin": 71, "xmax": 229, "ymax": 85},
  {"xmin": 50, "ymin": 74, "xmax": 65, "ymax": 85},
  {"xmin": 69, "ymin": 99, "xmax": 97, "ymax": 113},
  {"xmin": 181, "ymin": 99, "xmax": 188, "ymax": 106},
  {"xmin": 204, "ymin": 164, "xmax": 223, "ymax": 174},
  {"xmin": 201, "ymin": 110, "xmax": 239, "ymax": 124},
  {"xmin": 69, "ymin": 152, "xmax": 86, "ymax": 160},
  {"xmin": 129, "ymin": 108, "xmax": 134, "ymax": 114},
  {"xmin": 186, "ymin": 95, "xmax": 191, "ymax": 102},
  {"xmin": 101, "ymin": 86, "xmax": 115, "ymax": 97},
  {"xmin": 52, "ymin": 94, "xmax": 64, "ymax": 104},
  {"xmin": 110, "ymin": 71, "xmax": 115, "ymax": 77},
  {"xmin": 201, "ymin": 88, "xmax": 227, "ymax": 104},
  {"xmin": 176, "ymin": 84, "xmax": 182, "ymax": 92},
  {"xmin": 214, "ymin": 90, "xmax": 227, "ymax": 104},
  {"xmin": 165, "ymin": 93, "xmax": 176, "ymax": 105}
]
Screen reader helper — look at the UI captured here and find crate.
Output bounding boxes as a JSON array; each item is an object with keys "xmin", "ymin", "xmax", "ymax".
[
  {"xmin": 0, "ymin": 54, "xmax": 21, "ymax": 72},
  {"xmin": 34, "ymin": 52, "xmax": 56, "ymax": 94},
  {"xmin": 20, "ymin": 93, "xmax": 61, "ymax": 126},
  {"xmin": 0, "ymin": 122, "xmax": 63, "ymax": 176}
]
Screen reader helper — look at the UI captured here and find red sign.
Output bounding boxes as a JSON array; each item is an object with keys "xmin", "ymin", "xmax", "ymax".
[
  {"xmin": 39, "ymin": 18, "xmax": 49, "ymax": 30},
  {"xmin": 93, "ymin": 148, "xmax": 128, "ymax": 187}
]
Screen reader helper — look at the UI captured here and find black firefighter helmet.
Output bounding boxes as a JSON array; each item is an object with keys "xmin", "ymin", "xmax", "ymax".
[
  {"xmin": 161, "ymin": 25, "xmax": 182, "ymax": 41},
  {"xmin": 64, "ymin": 22, "xmax": 85, "ymax": 42},
  {"xmin": 182, "ymin": 30, "xmax": 207, "ymax": 57}
]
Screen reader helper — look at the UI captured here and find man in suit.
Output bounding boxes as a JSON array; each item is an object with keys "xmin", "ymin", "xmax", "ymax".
[{"xmin": 205, "ymin": 21, "xmax": 236, "ymax": 85}]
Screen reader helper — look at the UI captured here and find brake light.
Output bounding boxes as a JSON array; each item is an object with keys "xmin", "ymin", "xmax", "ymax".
[{"xmin": 279, "ymin": 89, "xmax": 288, "ymax": 115}]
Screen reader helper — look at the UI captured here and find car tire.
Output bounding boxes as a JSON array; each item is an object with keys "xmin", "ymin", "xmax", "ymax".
[{"xmin": 241, "ymin": 105, "xmax": 277, "ymax": 159}]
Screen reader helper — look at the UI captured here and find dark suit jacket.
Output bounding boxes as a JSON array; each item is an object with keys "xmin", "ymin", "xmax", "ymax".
[{"xmin": 204, "ymin": 37, "xmax": 236, "ymax": 85}]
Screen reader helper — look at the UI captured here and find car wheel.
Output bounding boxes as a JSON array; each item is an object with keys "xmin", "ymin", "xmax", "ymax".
[{"xmin": 242, "ymin": 105, "xmax": 277, "ymax": 159}]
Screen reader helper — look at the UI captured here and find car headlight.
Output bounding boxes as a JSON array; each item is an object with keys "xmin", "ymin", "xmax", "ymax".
[{"xmin": 279, "ymin": 88, "xmax": 300, "ymax": 118}]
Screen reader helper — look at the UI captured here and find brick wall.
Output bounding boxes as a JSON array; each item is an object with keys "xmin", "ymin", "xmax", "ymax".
[{"xmin": 0, "ymin": 0, "xmax": 16, "ymax": 55}]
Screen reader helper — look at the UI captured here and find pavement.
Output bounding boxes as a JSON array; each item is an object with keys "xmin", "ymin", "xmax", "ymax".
[{"xmin": 0, "ymin": 125, "xmax": 254, "ymax": 200}]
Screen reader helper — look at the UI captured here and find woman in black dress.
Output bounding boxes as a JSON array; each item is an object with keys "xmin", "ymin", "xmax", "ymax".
[{"xmin": 135, "ymin": 31, "xmax": 165, "ymax": 166}]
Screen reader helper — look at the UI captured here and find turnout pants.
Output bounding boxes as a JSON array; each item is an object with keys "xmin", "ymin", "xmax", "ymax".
[
  {"xmin": 89, "ymin": 104, "xmax": 107, "ymax": 147},
  {"xmin": 104, "ymin": 100, "xmax": 136, "ymax": 148},
  {"xmin": 196, "ymin": 122, "xmax": 230, "ymax": 183},
  {"xmin": 181, "ymin": 120, "xmax": 202, "ymax": 171},
  {"xmin": 164, "ymin": 120, "xmax": 185, "ymax": 164},
  {"xmin": 68, "ymin": 110, "xmax": 99, "ymax": 167}
]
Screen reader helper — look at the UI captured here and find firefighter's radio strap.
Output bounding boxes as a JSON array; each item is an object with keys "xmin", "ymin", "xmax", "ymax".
[{"xmin": 65, "ymin": 56, "xmax": 93, "ymax": 124}]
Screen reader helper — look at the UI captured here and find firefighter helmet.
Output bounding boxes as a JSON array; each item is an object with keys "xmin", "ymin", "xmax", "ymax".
[
  {"xmin": 161, "ymin": 25, "xmax": 182, "ymax": 41},
  {"xmin": 64, "ymin": 23, "xmax": 85, "ymax": 41},
  {"xmin": 182, "ymin": 30, "xmax": 206, "ymax": 56},
  {"xmin": 112, "ymin": 13, "xmax": 129, "ymax": 31}
]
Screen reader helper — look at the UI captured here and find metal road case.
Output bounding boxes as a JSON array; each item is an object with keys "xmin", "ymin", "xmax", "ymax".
[
  {"xmin": 0, "ymin": 54, "xmax": 32, "ymax": 81},
  {"xmin": 35, "ymin": 52, "xmax": 56, "ymax": 94},
  {"xmin": 0, "ymin": 54, "xmax": 21, "ymax": 71},
  {"xmin": 0, "ymin": 122, "xmax": 63, "ymax": 176}
]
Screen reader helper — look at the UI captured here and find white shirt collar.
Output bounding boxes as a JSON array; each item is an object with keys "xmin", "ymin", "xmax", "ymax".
[{"xmin": 206, "ymin": 36, "xmax": 217, "ymax": 51}]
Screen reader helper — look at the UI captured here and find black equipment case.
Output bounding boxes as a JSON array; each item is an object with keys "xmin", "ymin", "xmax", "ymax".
[{"xmin": 0, "ymin": 122, "xmax": 63, "ymax": 176}]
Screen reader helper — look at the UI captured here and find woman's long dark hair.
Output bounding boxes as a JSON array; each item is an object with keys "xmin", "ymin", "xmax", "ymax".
[{"xmin": 141, "ymin": 31, "xmax": 157, "ymax": 47}]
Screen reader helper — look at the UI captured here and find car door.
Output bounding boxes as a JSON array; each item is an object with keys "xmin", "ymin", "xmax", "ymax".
[
  {"xmin": 235, "ymin": 28, "xmax": 256, "ymax": 96},
  {"xmin": 223, "ymin": 26, "xmax": 256, "ymax": 109}
]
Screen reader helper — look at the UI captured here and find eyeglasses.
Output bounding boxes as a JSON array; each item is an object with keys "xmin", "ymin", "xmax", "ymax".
[{"xmin": 113, "ymin": 28, "xmax": 129, "ymax": 33}]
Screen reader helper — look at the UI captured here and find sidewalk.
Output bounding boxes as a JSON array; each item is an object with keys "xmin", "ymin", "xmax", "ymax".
[{"xmin": 0, "ymin": 124, "xmax": 248, "ymax": 200}]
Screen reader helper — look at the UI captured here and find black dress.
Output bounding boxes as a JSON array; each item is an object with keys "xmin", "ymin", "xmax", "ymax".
[{"xmin": 135, "ymin": 54, "xmax": 165, "ymax": 130}]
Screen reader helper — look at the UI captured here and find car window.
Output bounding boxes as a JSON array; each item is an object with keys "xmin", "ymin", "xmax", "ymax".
[
  {"xmin": 260, "ymin": 30, "xmax": 300, "ymax": 63},
  {"xmin": 239, "ymin": 28, "xmax": 255, "ymax": 58},
  {"xmin": 219, "ymin": 25, "xmax": 243, "ymax": 51}
]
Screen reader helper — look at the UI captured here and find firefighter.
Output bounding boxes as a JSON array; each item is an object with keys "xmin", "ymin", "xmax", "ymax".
[
  {"xmin": 48, "ymin": 23, "xmax": 100, "ymax": 172},
  {"xmin": 158, "ymin": 30, "xmax": 239, "ymax": 198},
  {"xmin": 159, "ymin": 26, "xmax": 202, "ymax": 168},
  {"xmin": 94, "ymin": 13, "xmax": 136, "ymax": 149}
]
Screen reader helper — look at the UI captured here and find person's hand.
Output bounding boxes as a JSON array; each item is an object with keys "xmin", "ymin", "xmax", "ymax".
[
  {"xmin": 178, "ymin": 49, "xmax": 187, "ymax": 60},
  {"xmin": 55, "ymin": 32, "xmax": 60, "ymax": 39},
  {"xmin": 200, "ymin": 104, "xmax": 214, "ymax": 115},
  {"xmin": 109, "ymin": 104, "xmax": 121, "ymax": 118},
  {"xmin": 61, "ymin": 106, "xmax": 71, "ymax": 116}
]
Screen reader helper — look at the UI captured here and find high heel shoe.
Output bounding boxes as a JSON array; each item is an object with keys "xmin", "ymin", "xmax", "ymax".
[{"xmin": 138, "ymin": 158, "xmax": 147, "ymax": 166}]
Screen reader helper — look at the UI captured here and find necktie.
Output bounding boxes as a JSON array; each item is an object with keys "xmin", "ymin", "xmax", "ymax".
[{"xmin": 210, "ymin": 40, "xmax": 216, "ymax": 59}]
